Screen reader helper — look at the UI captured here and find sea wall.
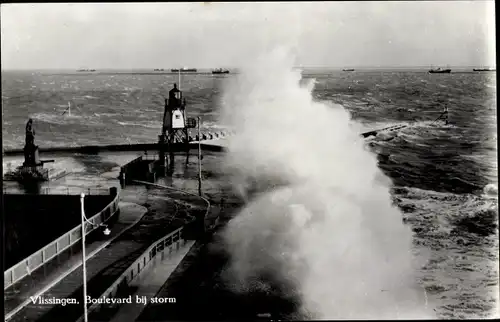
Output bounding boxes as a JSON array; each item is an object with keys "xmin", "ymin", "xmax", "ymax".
[
  {"xmin": 119, "ymin": 156, "xmax": 157, "ymax": 185},
  {"xmin": 2, "ymin": 127, "xmax": 396, "ymax": 157},
  {"xmin": 2, "ymin": 135, "xmax": 230, "ymax": 156}
]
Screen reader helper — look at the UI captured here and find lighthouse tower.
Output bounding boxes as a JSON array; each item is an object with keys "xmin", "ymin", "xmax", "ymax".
[{"xmin": 158, "ymin": 83, "xmax": 196, "ymax": 175}]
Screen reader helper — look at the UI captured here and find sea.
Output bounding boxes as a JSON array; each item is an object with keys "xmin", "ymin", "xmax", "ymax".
[{"xmin": 2, "ymin": 69, "xmax": 498, "ymax": 319}]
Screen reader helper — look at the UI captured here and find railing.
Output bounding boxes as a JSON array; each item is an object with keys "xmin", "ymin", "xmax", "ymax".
[
  {"xmin": 132, "ymin": 180, "xmax": 211, "ymax": 220},
  {"xmin": 141, "ymin": 154, "xmax": 160, "ymax": 161},
  {"xmin": 3, "ymin": 190, "xmax": 121, "ymax": 289},
  {"xmin": 79, "ymin": 181, "xmax": 212, "ymax": 321},
  {"xmin": 360, "ymin": 124, "xmax": 409, "ymax": 138},
  {"xmin": 3, "ymin": 186, "xmax": 110, "ymax": 195},
  {"xmin": 79, "ymin": 227, "xmax": 185, "ymax": 321}
]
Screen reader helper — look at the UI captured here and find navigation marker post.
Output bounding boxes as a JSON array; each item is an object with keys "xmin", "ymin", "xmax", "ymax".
[{"xmin": 178, "ymin": 69, "xmax": 181, "ymax": 90}]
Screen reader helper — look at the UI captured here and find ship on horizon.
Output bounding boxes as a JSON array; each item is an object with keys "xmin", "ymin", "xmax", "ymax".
[
  {"xmin": 473, "ymin": 67, "xmax": 496, "ymax": 72},
  {"xmin": 429, "ymin": 66, "xmax": 451, "ymax": 74},
  {"xmin": 153, "ymin": 68, "xmax": 165, "ymax": 72},
  {"xmin": 77, "ymin": 68, "xmax": 96, "ymax": 72},
  {"xmin": 342, "ymin": 68, "xmax": 355, "ymax": 72},
  {"xmin": 171, "ymin": 67, "xmax": 197, "ymax": 72},
  {"xmin": 212, "ymin": 68, "xmax": 230, "ymax": 74}
]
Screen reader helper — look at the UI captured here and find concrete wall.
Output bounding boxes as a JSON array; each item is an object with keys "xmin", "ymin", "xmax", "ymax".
[{"xmin": 119, "ymin": 156, "xmax": 152, "ymax": 184}]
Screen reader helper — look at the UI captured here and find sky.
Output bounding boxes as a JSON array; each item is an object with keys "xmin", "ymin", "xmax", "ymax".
[{"xmin": 0, "ymin": 1, "xmax": 496, "ymax": 70}]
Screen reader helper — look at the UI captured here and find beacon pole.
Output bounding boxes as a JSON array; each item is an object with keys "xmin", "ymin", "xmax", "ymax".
[
  {"xmin": 80, "ymin": 193, "xmax": 88, "ymax": 322},
  {"xmin": 178, "ymin": 69, "xmax": 181, "ymax": 89},
  {"xmin": 197, "ymin": 116, "xmax": 202, "ymax": 196}
]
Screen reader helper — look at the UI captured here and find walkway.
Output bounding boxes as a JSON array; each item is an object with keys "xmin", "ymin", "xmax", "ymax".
[
  {"xmin": 88, "ymin": 181, "xmax": 211, "ymax": 322},
  {"xmin": 134, "ymin": 199, "xmax": 288, "ymax": 322},
  {"xmin": 4, "ymin": 201, "xmax": 147, "ymax": 321},
  {"xmin": 106, "ymin": 240, "xmax": 196, "ymax": 322},
  {"xmin": 6, "ymin": 184, "xmax": 207, "ymax": 322}
]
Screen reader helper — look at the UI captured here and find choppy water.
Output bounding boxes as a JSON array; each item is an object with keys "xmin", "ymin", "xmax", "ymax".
[{"xmin": 2, "ymin": 69, "xmax": 498, "ymax": 318}]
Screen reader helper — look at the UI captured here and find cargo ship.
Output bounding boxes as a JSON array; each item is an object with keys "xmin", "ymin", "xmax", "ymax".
[
  {"xmin": 342, "ymin": 68, "xmax": 355, "ymax": 72},
  {"xmin": 171, "ymin": 67, "xmax": 197, "ymax": 72},
  {"xmin": 429, "ymin": 67, "xmax": 451, "ymax": 74},
  {"xmin": 154, "ymin": 68, "xmax": 165, "ymax": 72},
  {"xmin": 212, "ymin": 68, "xmax": 230, "ymax": 74},
  {"xmin": 473, "ymin": 67, "xmax": 495, "ymax": 72},
  {"xmin": 77, "ymin": 69, "xmax": 96, "ymax": 72}
]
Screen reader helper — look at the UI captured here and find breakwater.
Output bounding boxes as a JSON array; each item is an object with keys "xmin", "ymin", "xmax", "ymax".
[
  {"xmin": 2, "ymin": 142, "xmax": 226, "ymax": 156},
  {"xmin": 2, "ymin": 131, "xmax": 233, "ymax": 156},
  {"xmin": 2, "ymin": 125, "xmax": 408, "ymax": 158}
]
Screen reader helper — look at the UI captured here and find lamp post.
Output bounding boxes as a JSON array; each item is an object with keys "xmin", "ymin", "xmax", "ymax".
[
  {"xmin": 80, "ymin": 191, "xmax": 111, "ymax": 322},
  {"xmin": 80, "ymin": 193, "xmax": 88, "ymax": 322}
]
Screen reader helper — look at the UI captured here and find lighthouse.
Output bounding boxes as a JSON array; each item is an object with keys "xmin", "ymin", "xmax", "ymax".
[{"xmin": 158, "ymin": 83, "xmax": 196, "ymax": 175}]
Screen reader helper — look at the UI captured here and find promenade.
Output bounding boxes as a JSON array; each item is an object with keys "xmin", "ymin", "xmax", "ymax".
[
  {"xmin": 4, "ymin": 201, "xmax": 147, "ymax": 322},
  {"xmin": 5, "ymin": 183, "xmax": 207, "ymax": 322},
  {"xmin": 105, "ymin": 240, "xmax": 196, "ymax": 322},
  {"xmin": 4, "ymin": 201, "xmax": 146, "ymax": 320}
]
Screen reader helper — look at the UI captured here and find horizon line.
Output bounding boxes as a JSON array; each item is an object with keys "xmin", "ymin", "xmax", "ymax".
[{"xmin": 1, "ymin": 65, "xmax": 496, "ymax": 71}]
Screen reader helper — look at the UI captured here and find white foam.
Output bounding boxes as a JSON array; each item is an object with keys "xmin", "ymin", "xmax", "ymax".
[{"xmin": 219, "ymin": 47, "xmax": 432, "ymax": 319}]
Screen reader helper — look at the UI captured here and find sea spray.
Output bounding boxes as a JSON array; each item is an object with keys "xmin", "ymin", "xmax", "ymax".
[{"xmin": 218, "ymin": 47, "xmax": 432, "ymax": 319}]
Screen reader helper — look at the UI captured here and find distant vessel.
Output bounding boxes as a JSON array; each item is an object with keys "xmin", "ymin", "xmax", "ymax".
[
  {"xmin": 212, "ymin": 68, "xmax": 230, "ymax": 74},
  {"xmin": 429, "ymin": 67, "xmax": 451, "ymax": 74},
  {"xmin": 473, "ymin": 67, "xmax": 495, "ymax": 72},
  {"xmin": 343, "ymin": 68, "xmax": 355, "ymax": 72},
  {"xmin": 77, "ymin": 69, "xmax": 96, "ymax": 72},
  {"xmin": 154, "ymin": 68, "xmax": 165, "ymax": 72},
  {"xmin": 171, "ymin": 67, "xmax": 197, "ymax": 72}
]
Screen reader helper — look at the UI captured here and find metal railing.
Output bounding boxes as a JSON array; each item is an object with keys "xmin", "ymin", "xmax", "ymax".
[
  {"xmin": 141, "ymin": 154, "xmax": 160, "ymax": 161},
  {"xmin": 79, "ymin": 227, "xmax": 185, "ymax": 321},
  {"xmin": 3, "ymin": 186, "xmax": 110, "ymax": 196},
  {"xmin": 40, "ymin": 187, "xmax": 110, "ymax": 195},
  {"xmin": 132, "ymin": 180, "xmax": 211, "ymax": 217},
  {"xmin": 79, "ymin": 181, "xmax": 211, "ymax": 321},
  {"xmin": 3, "ymin": 191, "xmax": 120, "ymax": 289}
]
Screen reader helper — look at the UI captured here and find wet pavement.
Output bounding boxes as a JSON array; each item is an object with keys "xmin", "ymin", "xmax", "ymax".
[
  {"xmin": 105, "ymin": 240, "xmax": 196, "ymax": 322},
  {"xmin": 135, "ymin": 199, "xmax": 301, "ymax": 322}
]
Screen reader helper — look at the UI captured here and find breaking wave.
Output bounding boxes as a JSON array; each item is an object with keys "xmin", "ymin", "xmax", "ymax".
[{"xmin": 219, "ymin": 47, "xmax": 433, "ymax": 319}]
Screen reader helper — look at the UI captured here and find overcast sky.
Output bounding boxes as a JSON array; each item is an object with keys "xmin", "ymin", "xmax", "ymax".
[{"xmin": 1, "ymin": 2, "xmax": 496, "ymax": 70}]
